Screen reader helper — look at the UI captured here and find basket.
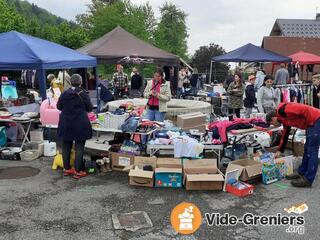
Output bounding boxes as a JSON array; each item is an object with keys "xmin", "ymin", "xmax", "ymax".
[
  {"xmin": 104, "ymin": 112, "xmax": 129, "ymax": 129},
  {"xmin": 20, "ymin": 150, "xmax": 40, "ymax": 161}
]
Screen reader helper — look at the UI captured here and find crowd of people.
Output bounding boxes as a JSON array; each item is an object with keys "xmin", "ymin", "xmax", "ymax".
[{"xmin": 223, "ymin": 65, "xmax": 320, "ymax": 120}]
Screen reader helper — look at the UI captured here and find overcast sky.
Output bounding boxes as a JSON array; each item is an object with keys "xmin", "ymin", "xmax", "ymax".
[{"xmin": 27, "ymin": 0, "xmax": 320, "ymax": 55}]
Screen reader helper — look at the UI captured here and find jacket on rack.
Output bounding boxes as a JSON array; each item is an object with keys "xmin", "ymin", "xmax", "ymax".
[
  {"xmin": 276, "ymin": 102, "xmax": 320, "ymax": 152},
  {"xmin": 312, "ymin": 85, "xmax": 320, "ymax": 109}
]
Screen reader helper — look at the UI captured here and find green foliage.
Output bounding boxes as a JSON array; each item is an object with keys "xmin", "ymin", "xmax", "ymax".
[
  {"xmin": 154, "ymin": 2, "xmax": 189, "ymax": 59},
  {"xmin": 0, "ymin": 0, "xmax": 26, "ymax": 32},
  {"xmin": 79, "ymin": 0, "xmax": 154, "ymax": 42},
  {"xmin": 191, "ymin": 43, "xmax": 229, "ymax": 73},
  {"xmin": 0, "ymin": 0, "xmax": 89, "ymax": 49},
  {"xmin": 5, "ymin": 0, "xmax": 64, "ymax": 26}
]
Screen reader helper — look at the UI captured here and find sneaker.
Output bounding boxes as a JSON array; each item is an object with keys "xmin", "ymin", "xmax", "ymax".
[
  {"xmin": 291, "ymin": 176, "xmax": 312, "ymax": 188},
  {"xmin": 285, "ymin": 172, "xmax": 301, "ymax": 180},
  {"xmin": 73, "ymin": 171, "xmax": 87, "ymax": 180},
  {"xmin": 63, "ymin": 168, "xmax": 76, "ymax": 176}
]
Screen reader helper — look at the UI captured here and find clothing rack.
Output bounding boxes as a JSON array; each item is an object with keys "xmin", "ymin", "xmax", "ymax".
[{"xmin": 274, "ymin": 83, "xmax": 311, "ymax": 88}]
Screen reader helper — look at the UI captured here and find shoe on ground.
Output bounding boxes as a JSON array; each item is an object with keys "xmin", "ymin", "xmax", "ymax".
[
  {"xmin": 291, "ymin": 176, "xmax": 312, "ymax": 188},
  {"xmin": 285, "ymin": 172, "xmax": 301, "ymax": 180},
  {"xmin": 63, "ymin": 168, "xmax": 76, "ymax": 176},
  {"xmin": 73, "ymin": 171, "xmax": 87, "ymax": 180}
]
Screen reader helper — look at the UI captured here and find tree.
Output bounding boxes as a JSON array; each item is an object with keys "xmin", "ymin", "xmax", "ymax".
[
  {"xmin": 0, "ymin": 0, "xmax": 26, "ymax": 33},
  {"xmin": 78, "ymin": 0, "xmax": 154, "ymax": 43},
  {"xmin": 191, "ymin": 43, "xmax": 229, "ymax": 79},
  {"xmin": 154, "ymin": 2, "xmax": 188, "ymax": 59}
]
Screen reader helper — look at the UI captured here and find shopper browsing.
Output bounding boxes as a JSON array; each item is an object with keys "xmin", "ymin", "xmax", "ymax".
[
  {"xmin": 112, "ymin": 65, "xmax": 128, "ymax": 99},
  {"xmin": 227, "ymin": 72, "xmax": 245, "ymax": 119},
  {"xmin": 57, "ymin": 74, "xmax": 93, "ymax": 179},
  {"xmin": 257, "ymin": 75, "xmax": 277, "ymax": 114},
  {"xmin": 266, "ymin": 103, "xmax": 320, "ymax": 187},
  {"xmin": 143, "ymin": 68, "xmax": 171, "ymax": 122},
  {"xmin": 244, "ymin": 75, "xmax": 257, "ymax": 118},
  {"xmin": 312, "ymin": 73, "xmax": 320, "ymax": 109}
]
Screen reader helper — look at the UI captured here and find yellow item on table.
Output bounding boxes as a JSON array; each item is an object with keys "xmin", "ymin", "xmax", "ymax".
[
  {"xmin": 51, "ymin": 80, "xmax": 64, "ymax": 93},
  {"xmin": 52, "ymin": 150, "xmax": 75, "ymax": 170}
]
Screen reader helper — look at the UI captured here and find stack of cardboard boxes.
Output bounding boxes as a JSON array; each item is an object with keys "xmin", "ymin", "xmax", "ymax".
[{"xmin": 176, "ymin": 112, "xmax": 207, "ymax": 133}]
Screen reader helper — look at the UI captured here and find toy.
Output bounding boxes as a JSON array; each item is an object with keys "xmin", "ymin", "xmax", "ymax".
[
  {"xmin": 262, "ymin": 163, "xmax": 278, "ymax": 184},
  {"xmin": 96, "ymin": 157, "xmax": 112, "ymax": 173},
  {"xmin": 52, "ymin": 150, "xmax": 75, "ymax": 170}
]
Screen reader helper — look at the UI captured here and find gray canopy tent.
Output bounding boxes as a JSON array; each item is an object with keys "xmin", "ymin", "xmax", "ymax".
[{"xmin": 78, "ymin": 26, "xmax": 180, "ymax": 66}]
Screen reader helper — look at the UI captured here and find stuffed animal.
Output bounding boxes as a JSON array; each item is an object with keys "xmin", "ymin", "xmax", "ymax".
[
  {"xmin": 96, "ymin": 157, "xmax": 112, "ymax": 173},
  {"xmin": 52, "ymin": 150, "xmax": 75, "ymax": 170}
]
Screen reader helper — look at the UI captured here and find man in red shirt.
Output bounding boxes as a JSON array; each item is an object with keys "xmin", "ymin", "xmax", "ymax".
[{"xmin": 266, "ymin": 103, "xmax": 320, "ymax": 187}]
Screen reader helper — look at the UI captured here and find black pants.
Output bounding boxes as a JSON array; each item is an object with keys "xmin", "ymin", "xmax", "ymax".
[
  {"xmin": 114, "ymin": 88, "xmax": 126, "ymax": 100},
  {"xmin": 62, "ymin": 140, "xmax": 86, "ymax": 172},
  {"xmin": 228, "ymin": 108, "xmax": 241, "ymax": 120}
]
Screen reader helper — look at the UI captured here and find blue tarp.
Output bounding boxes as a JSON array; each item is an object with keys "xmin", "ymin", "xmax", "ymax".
[
  {"xmin": 212, "ymin": 43, "xmax": 291, "ymax": 63},
  {"xmin": 0, "ymin": 31, "xmax": 97, "ymax": 98}
]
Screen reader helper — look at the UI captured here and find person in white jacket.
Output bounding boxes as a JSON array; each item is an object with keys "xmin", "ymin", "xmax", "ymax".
[
  {"xmin": 257, "ymin": 75, "xmax": 277, "ymax": 114},
  {"xmin": 254, "ymin": 68, "xmax": 265, "ymax": 92}
]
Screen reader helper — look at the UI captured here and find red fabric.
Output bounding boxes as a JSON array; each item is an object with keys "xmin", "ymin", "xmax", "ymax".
[
  {"xmin": 208, "ymin": 118, "xmax": 266, "ymax": 143},
  {"xmin": 277, "ymin": 103, "xmax": 320, "ymax": 151},
  {"xmin": 148, "ymin": 80, "xmax": 161, "ymax": 106},
  {"xmin": 289, "ymin": 51, "xmax": 320, "ymax": 65}
]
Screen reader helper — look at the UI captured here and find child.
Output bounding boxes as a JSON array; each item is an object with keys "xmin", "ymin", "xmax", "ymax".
[{"xmin": 244, "ymin": 75, "xmax": 256, "ymax": 118}]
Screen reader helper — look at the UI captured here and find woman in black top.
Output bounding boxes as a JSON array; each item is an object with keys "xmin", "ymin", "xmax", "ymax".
[
  {"xmin": 244, "ymin": 75, "xmax": 257, "ymax": 118},
  {"xmin": 57, "ymin": 74, "xmax": 93, "ymax": 179}
]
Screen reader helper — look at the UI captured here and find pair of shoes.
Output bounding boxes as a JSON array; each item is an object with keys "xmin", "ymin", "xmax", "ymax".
[
  {"xmin": 73, "ymin": 171, "xmax": 87, "ymax": 180},
  {"xmin": 285, "ymin": 172, "xmax": 301, "ymax": 180},
  {"xmin": 63, "ymin": 168, "xmax": 76, "ymax": 176},
  {"xmin": 291, "ymin": 176, "xmax": 312, "ymax": 188}
]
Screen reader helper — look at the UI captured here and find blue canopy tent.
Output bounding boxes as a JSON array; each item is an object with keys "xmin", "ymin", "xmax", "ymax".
[
  {"xmin": 0, "ymin": 31, "xmax": 97, "ymax": 99},
  {"xmin": 209, "ymin": 43, "xmax": 291, "ymax": 81}
]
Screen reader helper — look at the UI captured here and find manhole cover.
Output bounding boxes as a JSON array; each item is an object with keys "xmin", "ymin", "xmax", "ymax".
[
  {"xmin": 0, "ymin": 166, "xmax": 40, "ymax": 180},
  {"xmin": 112, "ymin": 211, "xmax": 153, "ymax": 232}
]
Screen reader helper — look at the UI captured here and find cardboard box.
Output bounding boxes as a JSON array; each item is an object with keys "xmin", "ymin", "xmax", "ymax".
[
  {"xmin": 226, "ymin": 159, "xmax": 262, "ymax": 182},
  {"xmin": 128, "ymin": 156, "xmax": 157, "ymax": 188},
  {"xmin": 155, "ymin": 168, "xmax": 183, "ymax": 188},
  {"xmin": 185, "ymin": 173, "xmax": 224, "ymax": 190},
  {"xmin": 224, "ymin": 169, "xmax": 254, "ymax": 197},
  {"xmin": 177, "ymin": 112, "xmax": 206, "ymax": 129},
  {"xmin": 155, "ymin": 158, "xmax": 183, "ymax": 188},
  {"xmin": 183, "ymin": 159, "xmax": 224, "ymax": 190},
  {"xmin": 110, "ymin": 152, "xmax": 135, "ymax": 171},
  {"xmin": 156, "ymin": 158, "xmax": 182, "ymax": 168},
  {"xmin": 129, "ymin": 169, "xmax": 154, "ymax": 187},
  {"xmin": 182, "ymin": 124, "xmax": 207, "ymax": 133}
]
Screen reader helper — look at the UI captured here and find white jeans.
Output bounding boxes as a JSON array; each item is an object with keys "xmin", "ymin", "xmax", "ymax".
[{"xmin": 245, "ymin": 107, "xmax": 253, "ymax": 118}]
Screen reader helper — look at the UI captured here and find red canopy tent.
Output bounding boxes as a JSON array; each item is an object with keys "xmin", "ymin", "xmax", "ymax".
[
  {"xmin": 289, "ymin": 51, "xmax": 320, "ymax": 65},
  {"xmin": 272, "ymin": 51, "xmax": 320, "ymax": 81}
]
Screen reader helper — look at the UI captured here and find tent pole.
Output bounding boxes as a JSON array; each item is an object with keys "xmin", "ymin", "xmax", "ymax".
[
  {"xmin": 94, "ymin": 67, "xmax": 100, "ymax": 113},
  {"xmin": 38, "ymin": 69, "xmax": 47, "ymax": 100},
  {"xmin": 209, "ymin": 61, "xmax": 213, "ymax": 84}
]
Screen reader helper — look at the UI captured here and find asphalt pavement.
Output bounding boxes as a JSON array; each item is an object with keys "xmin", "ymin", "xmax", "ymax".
[{"xmin": 0, "ymin": 157, "xmax": 318, "ymax": 240}]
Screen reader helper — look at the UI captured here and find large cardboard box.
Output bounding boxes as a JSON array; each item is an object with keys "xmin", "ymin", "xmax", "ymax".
[
  {"xmin": 129, "ymin": 169, "xmax": 154, "ymax": 187},
  {"xmin": 183, "ymin": 159, "xmax": 224, "ymax": 190},
  {"xmin": 156, "ymin": 158, "xmax": 182, "ymax": 168},
  {"xmin": 110, "ymin": 152, "xmax": 135, "ymax": 171},
  {"xmin": 155, "ymin": 158, "xmax": 183, "ymax": 188},
  {"xmin": 128, "ymin": 156, "xmax": 157, "ymax": 187},
  {"xmin": 182, "ymin": 124, "xmax": 207, "ymax": 133},
  {"xmin": 185, "ymin": 174, "xmax": 224, "ymax": 190},
  {"xmin": 177, "ymin": 112, "xmax": 206, "ymax": 129},
  {"xmin": 226, "ymin": 159, "xmax": 262, "ymax": 182},
  {"xmin": 155, "ymin": 168, "xmax": 183, "ymax": 188}
]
